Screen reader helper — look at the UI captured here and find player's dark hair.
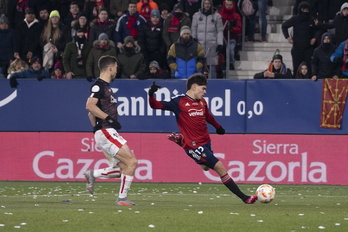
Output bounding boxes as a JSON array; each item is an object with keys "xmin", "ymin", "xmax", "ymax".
[
  {"xmin": 98, "ymin": 55, "xmax": 117, "ymax": 72},
  {"xmin": 186, "ymin": 73, "xmax": 208, "ymax": 90}
]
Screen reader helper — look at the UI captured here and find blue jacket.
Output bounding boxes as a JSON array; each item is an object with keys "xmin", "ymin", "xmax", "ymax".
[
  {"xmin": 11, "ymin": 68, "xmax": 50, "ymax": 79},
  {"xmin": 0, "ymin": 28, "xmax": 14, "ymax": 62},
  {"xmin": 330, "ymin": 40, "xmax": 348, "ymax": 76},
  {"xmin": 114, "ymin": 11, "xmax": 146, "ymax": 44}
]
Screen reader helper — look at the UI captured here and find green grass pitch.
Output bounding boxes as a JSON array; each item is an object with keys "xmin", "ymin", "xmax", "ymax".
[{"xmin": 0, "ymin": 181, "xmax": 347, "ymax": 232}]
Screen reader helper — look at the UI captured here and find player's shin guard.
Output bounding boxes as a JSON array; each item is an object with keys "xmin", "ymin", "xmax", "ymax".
[
  {"xmin": 221, "ymin": 173, "xmax": 249, "ymax": 201},
  {"xmin": 93, "ymin": 167, "xmax": 121, "ymax": 178},
  {"xmin": 118, "ymin": 174, "xmax": 134, "ymax": 199}
]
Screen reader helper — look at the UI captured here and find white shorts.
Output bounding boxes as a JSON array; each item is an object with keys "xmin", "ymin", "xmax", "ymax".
[{"xmin": 94, "ymin": 128, "xmax": 127, "ymax": 167}]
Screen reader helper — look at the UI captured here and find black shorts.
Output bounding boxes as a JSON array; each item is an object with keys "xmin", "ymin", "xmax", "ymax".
[{"xmin": 185, "ymin": 142, "xmax": 219, "ymax": 169}]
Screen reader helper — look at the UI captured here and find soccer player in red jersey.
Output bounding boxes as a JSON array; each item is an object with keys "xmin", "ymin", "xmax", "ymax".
[{"xmin": 148, "ymin": 73, "xmax": 257, "ymax": 204}]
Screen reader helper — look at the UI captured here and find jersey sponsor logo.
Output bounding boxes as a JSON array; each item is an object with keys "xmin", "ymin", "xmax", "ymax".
[
  {"xmin": 188, "ymin": 109, "xmax": 204, "ymax": 116},
  {"xmin": 185, "ymin": 103, "xmax": 190, "ymax": 106},
  {"xmin": 110, "ymin": 95, "xmax": 117, "ymax": 103}
]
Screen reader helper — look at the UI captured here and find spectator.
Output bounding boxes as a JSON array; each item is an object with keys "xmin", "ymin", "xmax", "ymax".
[
  {"xmin": 14, "ymin": 8, "xmax": 42, "ymax": 63},
  {"xmin": 9, "ymin": 56, "xmax": 50, "ymax": 88},
  {"xmin": 109, "ymin": 0, "xmax": 132, "ymax": 22},
  {"xmin": 181, "ymin": 0, "xmax": 202, "ymax": 21},
  {"xmin": 257, "ymin": 0, "xmax": 268, "ymax": 42},
  {"xmin": 0, "ymin": 14, "xmax": 14, "ymax": 79},
  {"xmin": 315, "ymin": 3, "xmax": 348, "ymax": 46},
  {"xmin": 330, "ymin": 38, "xmax": 348, "ymax": 78},
  {"xmin": 38, "ymin": 6, "xmax": 50, "ymax": 27},
  {"xmin": 311, "ymin": 32, "xmax": 339, "ymax": 81},
  {"xmin": 7, "ymin": 58, "xmax": 29, "ymax": 79},
  {"xmin": 167, "ymin": 26, "xmax": 205, "ymax": 79},
  {"xmin": 218, "ymin": 0, "xmax": 242, "ymax": 70},
  {"xmin": 138, "ymin": 9, "xmax": 167, "ymax": 71},
  {"xmin": 244, "ymin": 0, "xmax": 258, "ymax": 42},
  {"xmin": 52, "ymin": 0, "xmax": 84, "ymax": 20},
  {"xmin": 163, "ymin": 3, "xmax": 191, "ymax": 51},
  {"xmin": 51, "ymin": 59, "xmax": 66, "ymax": 79},
  {"xmin": 137, "ymin": 0, "xmax": 159, "ymax": 22},
  {"xmin": 254, "ymin": 53, "xmax": 293, "ymax": 79},
  {"xmin": 114, "ymin": 2, "xmax": 146, "ymax": 50},
  {"xmin": 282, "ymin": 1, "xmax": 319, "ymax": 75},
  {"xmin": 137, "ymin": 60, "xmax": 170, "ymax": 79},
  {"xmin": 84, "ymin": 0, "xmax": 108, "ymax": 21},
  {"xmin": 89, "ymin": 8, "xmax": 116, "ymax": 44},
  {"xmin": 63, "ymin": 1, "xmax": 81, "ymax": 27},
  {"xmin": 191, "ymin": 0, "xmax": 223, "ymax": 79},
  {"xmin": 86, "ymin": 33, "xmax": 116, "ymax": 81},
  {"xmin": 63, "ymin": 29, "xmax": 92, "ymax": 79},
  {"xmin": 40, "ymin": 10, "xmax": 71, "ymax": 71},
  {"xmin": 159, "ymin": 3, "xmax": 171, "ymax": 21},
  {"xmin": 71, "ymin": 11, "xmax": 90, "ymax": 39},
  {"xmin": 294, "ymin": 62, "xmax": 311, "ymax": 79},
  {"xmin": 117, "ymin": 35, "xmax": 146, "ymax": 79}
]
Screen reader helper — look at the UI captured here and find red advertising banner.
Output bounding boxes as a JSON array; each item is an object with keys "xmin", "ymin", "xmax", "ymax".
[{"xmin": 0, "ymin": 132, "xmax": 347, "ymax": 185}]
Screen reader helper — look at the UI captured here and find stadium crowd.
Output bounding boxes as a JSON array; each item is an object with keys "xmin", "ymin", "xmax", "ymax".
[{"xmin": 0, "ymin": 0, "xmax": 347, "ymax": 84}]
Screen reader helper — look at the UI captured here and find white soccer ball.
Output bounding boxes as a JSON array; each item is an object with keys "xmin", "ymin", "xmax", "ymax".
[{"xmin": 256, "ymin": 184, "xmax": 275, "ymax": 203}]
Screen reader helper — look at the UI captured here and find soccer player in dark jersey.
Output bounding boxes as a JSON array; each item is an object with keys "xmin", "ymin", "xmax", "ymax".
[
  {"xmin": 148, "ymin": 73, "xmax": 258, "ymax": 204},
  {"xmin": 85, "ymin": 55, "xmax": 138, "ymax": 206}
]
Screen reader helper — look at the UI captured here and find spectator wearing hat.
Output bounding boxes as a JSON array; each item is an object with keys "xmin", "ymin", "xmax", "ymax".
[
  {"xmin": 253, "ymin": 53, "xmax": 293, "ymax": 79},
  {"xmin": 311, "ymin": 32, "xmax": 339, "ymax": 81},
  {"xmin": 138, "ymin": 9, "xmax": 167, "ymax": 71},
  {"xmin": 0, "ymin": 14, "xmax": 14, "ymax": 79},
  {"xmin": 71, "ymin": 11, "xmax": 90, "ymax": 39},
  {"xmin": 163, "ymin": 3, "xmax": 191, "ymax": 51},
  {"xmin": 158, "ymin": 3, "xmax": 171, "ymax": 21},
  {"xmin": 137, "ymin": 60, "xmax": 170, "ymax": 79},
  {"xmin": 9, "ymin": 56, "xmax": 50, "ymax": 88},
  {"xmin": 51, "ymin": 59, "xmax": 66, "ymax": 79},
  {"xmin": 40, "ymin": 10, "xmax": 71, "ymax": 71},
  {"xmin": 114, "ymin": 2, "xmax": 147, "ymax": 49},
  {"xmin": 14, "ymin": 8, "xmax": 42, "ymax": 63},
  {"xmin": 167, "ymin": 26, "xmax": 205, "ymax": 79},
  {"xmin": 117, "ymin": 35, "xmax": 146, "ymax": 79},
  {"xmin": 63, "ymin": 1, "xmax": 81, "ymax": 27},
  {"xmin": 86, "ymin": 32, "xmax": 116, "ymax": 81},
  {"xmin": 191, "ymin": 0, "xmax": 223, "ymax": 79},
  {"xmin": 88, "ymin": 8, "xmax": 116, "ymax": 44},
  {"xmin": 136, "ymin": 0, "xmax": 159, "ymax": 22},
  {"xmin": 63, "ymin": 29, "xmax": 92, "ymax": 79}
]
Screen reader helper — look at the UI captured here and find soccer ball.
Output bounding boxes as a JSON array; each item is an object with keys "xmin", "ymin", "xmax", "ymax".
[{"xmin": 256, "ymin": 184, "xmax": 275, "ymax": 203}]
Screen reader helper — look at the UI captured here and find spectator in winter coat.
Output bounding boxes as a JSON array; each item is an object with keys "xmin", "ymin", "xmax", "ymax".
[
  {"xmin": 294, "ymin": 62, "xmax": 311, "ymax": 79},
  {"xmin": 330, "ymin": 38, "xmax": 348, "ymax": 78},
  {"xmin": 71, "ymin": 11, "xmax": 90, "ymax": 39},
  {"xmin": 117, "ymin": 35, "xmax": 146, "ymax": 79},
  {"xmin": 138, "ymin": 9, "xmax": 167, "ymax": 71},
  {"xmin": 191, "ymin": 0, "xmax": 223, "ymax": 78},
  {"xmin": 136, "ymin": 0, "xmax": 159, "ymax": 22},
  {"xmin": 218, "ymin": 0, "xmax": 242, "ymax": 70},
  {"xmin": 63, "ymin": 29, "xmax": 92, "ymax": 79},
  {"xmin": 0, "ymin": 14, "xmax": 14, "ymax": 79},
  {"xmin": 86, "ymin": 33, "xmax": 116, "ymax": 81},
  {"xmin": 7, "ymin": 58, "xmax": 29, "ymax": 79},
  {"xmin": 282, "ymin": 1, "xmax": 319, "ymax": 75},
  {"xmin": 315, "ymin": 2, "xmax": 348, "ymax": 46},
  {"xmin": 137, "ymin": 60, "xmax": 170, "ymax": 79},
  {"xmin": 38, "ymin": 6, "xmax": 50, "ymax": 27},
  {"xmin": 40, "ymin": 10, "xmax": 72, "ymax": 70},
  {"xmin": 162, "ymin": 3, "xmax": 191, "ymax": 51},
  {"xmin": 254, "ymin": 54, "xmax": 293, "ymax": 79},
  {"xmin": 9, "ymin": 56, "xmax": 50, "ymax": 88},
  {"xmin": 51, "ymin": 60, "xmax": 66, "ymax": 79},
  {"xmin": 311, "ymin": 32, "xmax": 339, "ymax": 81},
  {"xmin": 89, "ymin": 8, "xmax": 116, "ymax": 44},
  {"xmin": 14, "ymin": 8, "xmax": 42, "ymax": 63},
  {"xmin": 114, "ymin": 2, "xmax": 147, "ymax": 49},
  {"xmin": 167, "ymin": 26, "xmax": 205, "ymax": 79}
]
